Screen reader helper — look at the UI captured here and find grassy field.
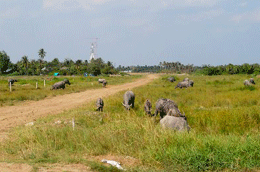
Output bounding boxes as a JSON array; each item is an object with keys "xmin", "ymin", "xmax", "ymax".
[
  {"xmin": 1, "ymin": 74, "xmax": 260, "ymax": 171},
  {"xmin": 0, "ymin": 74, "xmax": 142, "ymax": 106}
]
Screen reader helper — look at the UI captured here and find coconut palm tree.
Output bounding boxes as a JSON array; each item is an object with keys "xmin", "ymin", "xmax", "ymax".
[
  {"xmin": 38, "ymin": 48, "xmax": 46, "ymax": 61},
  {"xmin": 21, "ymin": 56, "xmax": 29, "ymax": 75},
  {"xmin": 38, "ymin": 48, "xmax": 46, "ymax": 74}
]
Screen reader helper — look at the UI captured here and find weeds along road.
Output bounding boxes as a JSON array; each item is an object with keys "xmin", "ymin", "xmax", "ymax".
[{"xmin": 0, "ymin": 74, "xmax": 159, "ymax": 136}]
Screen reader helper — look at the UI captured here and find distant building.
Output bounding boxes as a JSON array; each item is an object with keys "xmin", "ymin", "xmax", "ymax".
[
  {"xmin": 122, "ymin": 70, "xmax": 132, "ymax": 73},
  {"xmin": 60, "ymin": 67, "xmax": 68, "ymax": 70}
]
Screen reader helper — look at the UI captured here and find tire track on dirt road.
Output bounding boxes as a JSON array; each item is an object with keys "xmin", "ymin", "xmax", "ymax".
[{"xmin": 0, "ymin": 74, "xmax": 159, "ymax": 136}]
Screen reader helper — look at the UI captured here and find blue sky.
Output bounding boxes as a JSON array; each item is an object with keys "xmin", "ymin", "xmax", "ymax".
[{"xmin": 0, "ymin": 0, "xmax": 259, "ymax": 66}]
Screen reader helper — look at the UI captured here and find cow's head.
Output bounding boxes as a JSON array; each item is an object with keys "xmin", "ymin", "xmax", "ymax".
[
  {"xmin": 64, "ymin": 79, "xmax": 71, "ymax": 85},
  {"xmin": 122, "ymin": 102, "xmax": 132, "ymax": 110}
]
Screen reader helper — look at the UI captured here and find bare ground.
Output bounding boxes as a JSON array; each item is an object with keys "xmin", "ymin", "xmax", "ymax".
[{"xmin": 0, "ymin": 74, "xmax": 159, "ymax": 171}]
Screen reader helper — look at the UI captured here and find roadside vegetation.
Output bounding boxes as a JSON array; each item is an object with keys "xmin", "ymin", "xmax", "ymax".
[
  {"xmin": 0, "ymin": 75, "xmax": 142, "ymax": 106},
  {"xmin": 1, "ymin": 74, "xmax": 260, "ymax": 171}
]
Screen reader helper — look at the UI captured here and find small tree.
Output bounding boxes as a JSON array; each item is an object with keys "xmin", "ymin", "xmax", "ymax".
[
  {"xmin": 0, "ymin": 51, "xmax": 11, "ymax": 74},
  {"xmin": 88, "ymin": 62, "xmax": 101, "ymax": 76}
]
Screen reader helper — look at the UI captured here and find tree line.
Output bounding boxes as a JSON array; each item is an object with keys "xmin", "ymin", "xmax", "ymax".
[
  {"xmin": 117, "ymin": 61, "xmax": 197, "ymax": 73},
  {"xmin": 0, "ymin": 49, "xmax": 117, "ymax": 76},
  {"xmin": 117, "ymin": 62, "xmax": 260, "ymax": 75},
  {"xmin": 197, "ymin": 64, "xmax": 260, "ymax": 75},
  {"xmin": 1, "ymin": 49, "xmax": 259, "ymax": 76}
]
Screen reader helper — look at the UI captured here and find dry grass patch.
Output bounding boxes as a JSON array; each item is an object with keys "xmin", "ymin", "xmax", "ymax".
[
  {"xmin": 37, "ymin": 163, "xmax": 91, "ymax": 172},
  {"xmin": 0, "ymin": 163, "xmax": 33, "ymax": 172}
]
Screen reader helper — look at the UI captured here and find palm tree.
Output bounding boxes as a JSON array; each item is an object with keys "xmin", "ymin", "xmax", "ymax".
[
  {"xmin": 21, "ymin": 56, "xmax": 29, "ymax": 75},
  {"xmin": 38, "ymin": 48, "xmax": 46, "ymax": 61},
  {"xmin": 30, "ymin": 59, "xmax": 37, "ymax": 75},
  {"xmin": 38, "ymin": 49, "xmax": 46, "ymax": 74}
]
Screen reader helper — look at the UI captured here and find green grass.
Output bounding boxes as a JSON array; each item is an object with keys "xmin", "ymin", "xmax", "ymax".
[
  {"xmin": 1, "ymin": 74, "xmax": 260, "ymax": 171},
  {"xmin": 0, "ymin": 75, "xmax": 142, "ymax": 106}
]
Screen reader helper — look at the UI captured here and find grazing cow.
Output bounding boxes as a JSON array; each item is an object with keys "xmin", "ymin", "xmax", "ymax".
[
  {"xmin": 8, "ymin": 79, "xmax": 17, "ymax": 86},
  {"xmin": 144, "ymin": 99, "xmax": 152, "ymax": 116},
  {"xmin": 244, "ymin": 80, "xmax": 251, "ymax": 86},
  {"xmin": 183, "ymin": 78, "xmax": 189, "ymax": 82},
  {"xmin": 160, "ymin": 115, "xmax": 190, "ymax": 131},
  {"xmin": 52, "ymin": 79, "xmax": 71, "ymax": 90},
  {"xmin": 175, "ymin": 81, "xmax": 191, "ymax": 89},
  {"xmin": 102, "ymin": 80, "xmax": 107, "ymax": 87},
  {"xmin": 249, "ymin": 78, "xmax": 255, "ymax": 85},
  {"xmin": 154, "ymin": 98, "xmax": 186, "ymax": 119},
  {"xmin": 96, "ymin": 98, "xmax": 104, "ymax": 112},
  {"xmin": 168, "ymin": 77, "xmax": 175, "ymax": 82},
  {"xmin": 122, "ymin": 91, "xmax": 135, "ymax": 110},
  {"xmin": 189, "ymin": 80, "xmax": 194, "ymax": 87},
  {"xmin": 98, "ymin": 79, "xmax": 106, "ymax": 83},
  {"xmin": 98, "ymin": 79, "xmax": 107, "ymax": 87}
]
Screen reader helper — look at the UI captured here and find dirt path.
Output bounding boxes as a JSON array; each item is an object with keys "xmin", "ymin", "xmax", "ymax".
[
  {"xmin": 0, "ymin": 74, "xmax": 159, "ymax": 135},
  {"xmin": 0, "ymin": 75, "xmax": 158, "ymax": 172},
  {"xmin": 0, "ymin": 74, "xmax": 159, "ymax": 171}
]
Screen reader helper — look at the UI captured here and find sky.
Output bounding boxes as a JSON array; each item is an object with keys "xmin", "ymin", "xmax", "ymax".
[{"xmin": 0, "ymin": 0, "xmax": 260, "ymax": 67}]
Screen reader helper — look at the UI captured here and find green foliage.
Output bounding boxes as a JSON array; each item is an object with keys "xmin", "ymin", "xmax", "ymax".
[
  {"xmin": 0, "ymin": 51, "xmax": 12, "ymax": 74},
  {"xmin": 0, "ymin": 48, "xmax": 118, "ymax": 76},
  {"xmin": 120, "ymin": 61, "xmax": 196, "ymax": 73},
  {"xmin": 199, "ymin": 63, "xmax": 260, "ymax": 76},
  {"xmin": 87, "ymin": 61, "xmax": 101, "ymax": 76},
  {"xmin": 38, "ymin": 48, "xmax": 46, "ymax": 60}
]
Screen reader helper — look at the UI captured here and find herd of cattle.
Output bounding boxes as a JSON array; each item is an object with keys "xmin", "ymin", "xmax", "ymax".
[
  {"xmin": 51, "ymin": 78, "xmax": 107, "ymax": 90},
  {"xmin": 94, "ymin": 77, "xmax": 196, "ymax": 132},
  {"xmin": 7, "ymin": 76, "xmax": 257, "ymax": 131},
  {"xmin": 7, "ymin": 78, "xmax": 108, "ymax": 89},
  {"xmin": 95, "ymin": 76, "xmax": 257, "ymax": 131},
  {"xmin": 96, "ymin": 89, "xmax": 190, "ymax": 131}
]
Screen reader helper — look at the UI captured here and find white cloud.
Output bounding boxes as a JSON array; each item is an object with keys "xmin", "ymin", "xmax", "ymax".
[
  {"xmin": 41, "ymin": 0, "xmax": 221, "ymax": 33},
  {"xmin": 191, "ymin": 9, "xmax": 224, "ymax": 21},
  {"xmin": 127, "ymin": 0, "xmax": 221, "ymax": 12},
  {"xmin": 129, "ymin": 0, "xmax": 220, "ymax": 8},
  {"xmin": 238, "ymin": 2, "xmax": 247, "ymax": 7},
  {"xmin": 170, "ymin": 0, "xmax": 220, "ymax": 8},
  {"xmin": 176, "ymin": 9, "xmax": 224, "ymax": 23},
  {"xmin": 231, "ymin": 8, "xmax": 260, "ymax": 23},
  {"xmin": 43, "ymin": 0, "xmax": 221, "ymax": 11},
  {"xmin": 90, "ymin": 16, "xmax": 111, "ymax": 28},
  {"xmin": 122, "ymin": 18, "xmax": 151, "ymax": 27},
  {"xmin": 43, "ymin": 0, "xmax": 113, "ymax": 11},
  {"xmin": 0, "ymin": 6, "xmax": 21, "ymax": 19}
]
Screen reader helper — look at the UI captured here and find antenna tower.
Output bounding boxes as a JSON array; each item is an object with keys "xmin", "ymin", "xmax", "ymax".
[{"xmin": 87, "ymin": 38, "xmax": 98, "ymax": 62}]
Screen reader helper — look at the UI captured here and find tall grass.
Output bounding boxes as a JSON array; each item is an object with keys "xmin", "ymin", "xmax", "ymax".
[
  {"xmin": 1, "ymin": 74, "xmax": 260, "ymax": 171},
  {"xmin": 0, "ymin": 75, "xmax": 142, "ymax": 106}
]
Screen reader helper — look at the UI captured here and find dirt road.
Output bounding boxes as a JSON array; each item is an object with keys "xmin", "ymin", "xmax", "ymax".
[
  {"xmin": 0, "ymin": 74, "xmax": 158, "ymax": 134},
  {"xmin": 0, "ymin": 74, "xmax": 159, "ymax": 171}
]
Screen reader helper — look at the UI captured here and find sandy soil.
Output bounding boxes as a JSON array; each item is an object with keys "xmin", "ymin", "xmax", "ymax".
[
  {"xmin": 0, "ymin": 74, "xmax": 159, "ymax": 172},
  {"xmin": 0, "ymin": 154, "xmax": 141, "ymax": 172}
]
